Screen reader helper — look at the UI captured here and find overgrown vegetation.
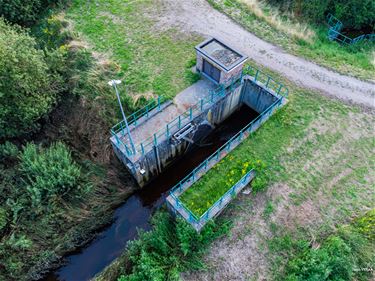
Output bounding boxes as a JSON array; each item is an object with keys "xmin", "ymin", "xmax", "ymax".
[
  {"xmin": 94, "ymin": 59, "xmax": 373, "ymax": 280},
  {"xmin": 180, "ymin": 157, "xmax": 265, "ymax": 217},
  {"xmin": 0, "ymin": 19, "xmax": 63, "ymax": 138},
  {"xmin": 0, "ymin": 0, "xmax": 64, "ymax": 26},
  {"xmin": 0, "ymin": 141, "xmax": 88, "ymax": 279},
  {"xmin": 208, "ymin": 0, "xmax": 375, "ymax": 79},
  {"xmin": 266, "ymin": 0, "xmax": 375, "ymax": 30},
  {"xmin": 116, "ymin": 211, "xmax": 231, "ymax": 281},
  {"xmin": 269, "ymin": 209, "xmax": 375, "ymax": 281}
]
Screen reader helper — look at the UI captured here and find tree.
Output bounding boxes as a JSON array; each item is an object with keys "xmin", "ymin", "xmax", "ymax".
[
  {"xmin": 0, "ymin": 0, "xmax": 60, "ymax": 26},
  {"xmin": 0, "ymin": 18, "xmax": 59, "ymax": 138}
]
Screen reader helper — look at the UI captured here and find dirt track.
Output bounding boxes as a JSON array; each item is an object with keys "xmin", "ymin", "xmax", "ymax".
[{"xmin": 157, "ymin": 0, "xmax": 375, "ymax": 108}]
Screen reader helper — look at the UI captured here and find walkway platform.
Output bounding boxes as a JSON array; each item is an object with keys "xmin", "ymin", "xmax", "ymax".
[{"xmin": 111, "ymin": 78, "xmax": 217, "ymax": 161}]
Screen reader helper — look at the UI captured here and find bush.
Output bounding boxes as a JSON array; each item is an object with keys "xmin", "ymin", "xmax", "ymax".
[
  {"xmin": 19, "ymin": 142, "xmax": 81, "ymax": 209},
  {"xmin": 0, "ymin": 19, "xmax": 62, "ymax": 138},
  {"xmin": 118, "ymin": 211, "xmax": 231, "ymax": 281},
  {"xmin": 266, "ymin": 0, "xmax": 375, "ymax": 30},
  {"xmin": 283, "ymin": 210, "xmax": 375, "ymax": 281},
  {"xmin": 0, "ymin": 0, "xmax": 63, "ymax": 26}
]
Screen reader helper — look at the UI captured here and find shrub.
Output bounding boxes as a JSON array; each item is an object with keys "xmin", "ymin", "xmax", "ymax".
[
  {"xmin": 266, "ymin": 0, "xmax": 375, "ymax": 30},
  {"xmin": 0, "ymin": 207, "xmax": 7, "ymax": 232},
  {"xmin": 0, "ymin": 19, "xmax": 61, "ymax": 138},
  {"xmin": 0, "ymin": 142, "xmax": 19, "ymax": 162},
  {"xmin": 0, "ymin": 0, "xmax": 63, "ymax": 26},
  {"xmin": 19, "ymin": 142, "xmax": 81, "ymax": 209},
  {"xmin": 283, "ymin": 210, "xmax": 375, "ymax": 281},
  {"xmin": 118, "ymin": 211, "xmax": 231, "ymax": 281}
]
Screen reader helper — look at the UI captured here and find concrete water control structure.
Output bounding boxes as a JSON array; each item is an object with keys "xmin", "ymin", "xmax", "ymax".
[{"xmin": 110, "ymin": 38, "xmax": 287, "ymax": 188}]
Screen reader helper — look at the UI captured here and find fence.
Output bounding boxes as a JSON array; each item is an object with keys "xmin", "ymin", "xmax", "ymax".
[
  {"xmin": 242, "ymin": 65, "xmax": 289, "ymax": 98},
  {"xmin": 111, "ymin": 83, "xmax": 229, "ymax": 157},
  {"xmin": 326, "ymin": 13, "xmax": 375, "ymax": 45},
  {"xmin": 110, "ymin": 64, "xmax": 288, "ymax": 158},
  {"xmin": 168, "ymin": 169, "xmax": 256, "ymax": 231},
  {"xmin": 111, "ymin": 96, "xmax": 165, "ymax": 136},
  {"xmin": 168, "ymin": 93, "xmax": 285, "ymax": 231}
]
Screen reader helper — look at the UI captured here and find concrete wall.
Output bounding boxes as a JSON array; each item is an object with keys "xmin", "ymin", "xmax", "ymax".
[
  {"xmin": 113, "ymin": 76, "xmax": 282, "ymax": 187},
  {"xmin": 128, "ymin": 85, "xmax": 244, "ymax": 187},
  {"xmin": 241, "ymin": 79, "xmax": 279, "ymax": 113}
]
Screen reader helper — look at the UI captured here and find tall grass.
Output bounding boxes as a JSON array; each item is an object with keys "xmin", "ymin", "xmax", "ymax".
[{"xmin": 238, "ymin": 0, "xmax": 315, "ymax": 42}]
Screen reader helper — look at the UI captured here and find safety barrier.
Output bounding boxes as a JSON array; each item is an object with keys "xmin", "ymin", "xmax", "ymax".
[
  {"xmin": 243, "ymin": 65, "xmax": 289, "ymax": 98},
  {"xmin": 168, "ymin": 169, "xmax": 255, "ymax": 231},
  {"xmin": 326, "ymin": 13, "xmax": 375, "ymax": 45},
  {"xmin": 110, "ymin": 64, "xmax": 288, "ymax": 158},
  {"xmin": 167, "ymin": 94, "xmax": 285, "ymax": 231},
  {"xmin": 111, "ymin": 96, "xmax": 165, "ymax": 136}
]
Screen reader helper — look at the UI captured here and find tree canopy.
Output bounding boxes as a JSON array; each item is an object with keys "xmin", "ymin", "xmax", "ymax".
[{"xmin": 0, "ymin": 19, "xmax": 58, "ymax": 138}]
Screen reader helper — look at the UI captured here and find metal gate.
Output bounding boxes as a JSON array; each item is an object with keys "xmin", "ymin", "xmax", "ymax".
[{"xmin": 203, "ymin": 59, "xmax": 221, "ymax": 83}]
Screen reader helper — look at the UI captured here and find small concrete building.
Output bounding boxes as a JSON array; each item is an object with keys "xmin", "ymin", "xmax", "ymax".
[{"xmin": 195, "ymin": 38, "xmax": 248, "ymax": 87}]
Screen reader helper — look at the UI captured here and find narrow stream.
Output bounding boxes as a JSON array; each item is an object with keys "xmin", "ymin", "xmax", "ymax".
[{"xmin": 44, "ymin": 105, "xmax": 258, "ymax": 281}]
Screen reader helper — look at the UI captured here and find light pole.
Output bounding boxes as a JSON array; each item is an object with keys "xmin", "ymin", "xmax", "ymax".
[{"xmin": 108, "ymin": 80, "xmax": 136, "ymax": 155}]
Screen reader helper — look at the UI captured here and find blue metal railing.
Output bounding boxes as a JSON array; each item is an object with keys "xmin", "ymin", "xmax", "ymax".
[
  {"xmin": 111, "ymin": 83, "xmax": 227, "ymax": 156},
  {"xmin": 326, "ymin": 13, "xmax": 375, "ymax": 45},
  {"xmin": 169, "ymin": 169, "xmax": 256, "ymax": 228},
  {"xmin": 170, "ymin": 96, "xmax": 283, "ymax": 196},
  {"xmin": 111, "ymin": 96, "xmax": 165, "ymax": 136},
  {"xmin": 137, "ymin": 84, "xmax": 226, "ymax": 155},
  {"xmin": 167, "ymin": 91, "xmax": 285, "ymax": 230},
  {"xmin": 111, "ymin": 64, "xmax": 288, "ymax": 157},
  {"xmin": 242, "ymin": 65, "xmax": 289, "ymax": 98}
]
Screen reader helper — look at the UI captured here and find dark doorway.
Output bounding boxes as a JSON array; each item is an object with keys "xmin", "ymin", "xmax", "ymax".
[{"xmin": 203, "ymin": 59, "xmax": 221, "ymax": 83}]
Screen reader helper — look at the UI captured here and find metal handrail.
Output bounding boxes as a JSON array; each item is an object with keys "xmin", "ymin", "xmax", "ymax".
[
  {"xmin": 110, "ymin": 64, "xmax": 288, "ymax": 157},
  {"xmin": 171, "ymin": 169, "xmax": 255, "ymax": 224},
  {"xmin": 170, "ymin": 96, "xmax": 283, "ymax": 196},
  {"xmin": 326, "ymin": 13, "xmax": 375, "ymax": 45},
  {"xmin": 111, "ymin": 96, "xmax": 165, "ymax": 135},
  {"xmin": 243, "ymin": 66, "xmax": 289, "ymax": 97}
]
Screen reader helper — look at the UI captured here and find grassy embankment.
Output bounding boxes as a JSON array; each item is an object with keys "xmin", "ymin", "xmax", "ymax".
[
  {"xmin": 0, "ymin": 0, "xmax": 201, "ymax": 280},
  {"xmin": 207, "ymin": 0, "xmax": 375, "ymax": 80}
]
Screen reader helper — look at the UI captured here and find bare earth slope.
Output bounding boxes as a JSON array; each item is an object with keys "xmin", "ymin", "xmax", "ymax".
[{"xmin": 156, "ymin": 0, "xmax": 374, "ymax": 108}]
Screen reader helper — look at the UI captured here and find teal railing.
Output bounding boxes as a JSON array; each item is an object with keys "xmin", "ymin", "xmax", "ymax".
[
  {"xmin": 111, "ymin": 96, "xmax": 165, "ymax": 136},
  {"xmin": 111, "ymin": 83, "xmax": 227, "ymax": 156},
  {"xmin": 111, "ymin": 64, "xmax": 288, "ymax": 157},
  {"xmin": 243, "ymin": 65, "xmax": 289, "ymax": 98},
  {"xmin": 169, "ymin": 169, "xmax": 255, "ymax": 230},
  {"xmin": 326, "ymin": 13, "xmax": 375, "ymax": 45},
  {"xmin": 168, "ymin": 93, "xmax": 285, "ymax": 230}
]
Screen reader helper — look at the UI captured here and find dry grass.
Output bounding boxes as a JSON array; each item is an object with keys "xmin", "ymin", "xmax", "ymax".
[{"xmin": 238, "ymin": 0, "xmax": 315, "ymax": 42}]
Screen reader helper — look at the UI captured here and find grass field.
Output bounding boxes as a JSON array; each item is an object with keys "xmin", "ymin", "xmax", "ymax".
[
  {"xmin": 207, "ymin": 0, "xmax": 375, "ymax": 80},
  {"xmin": 183, "ymin": 62, "xmax": 374, "ymax": 280},
  {"xmin": 66, "ymin": 0, "xmax": 201, "ymax": 100}
]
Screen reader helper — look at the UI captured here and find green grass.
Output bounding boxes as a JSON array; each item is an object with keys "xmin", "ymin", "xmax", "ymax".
[
  {"xmin": 65, "ymin": 0, "xmax": 201, "ymax": 100},
  {"xmin": 179, "ymin": 157, "xmax": 256, "ymax": 217},
  {"xmin": 268, "ymin": 209, "xmax": 375, "ymax": 281},
  {"xmin": 92, "ymin": 59, "xmax": 374, "ymax": 280},
  {"xmin": 208, "ymin": 0, "xmax": 375, "ymax": 80}
]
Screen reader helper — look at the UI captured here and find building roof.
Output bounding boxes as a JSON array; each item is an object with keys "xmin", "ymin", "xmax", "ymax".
[{"xmin": 195, "ymin": 38, "xmax": 248, "ymax": 72}]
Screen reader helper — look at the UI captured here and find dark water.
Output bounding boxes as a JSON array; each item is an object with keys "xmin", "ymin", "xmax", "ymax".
[
  {"xmin": 43, "ymin": 105, "xmax": 258, "ymax": 281},
  {"xmin": 341, "ymin": 26, "xmax": 374, "ymax": 38}
]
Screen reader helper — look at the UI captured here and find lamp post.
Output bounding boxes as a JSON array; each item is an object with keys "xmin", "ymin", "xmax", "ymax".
[{"xmin": 108, "ymin": 80, "xmax": 136, "ymax": 155}]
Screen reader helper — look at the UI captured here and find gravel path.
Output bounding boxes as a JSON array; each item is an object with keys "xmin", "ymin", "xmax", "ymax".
[{"xmin": 157, "ymin": 0, "xmax": 375, "ymax": 108}]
